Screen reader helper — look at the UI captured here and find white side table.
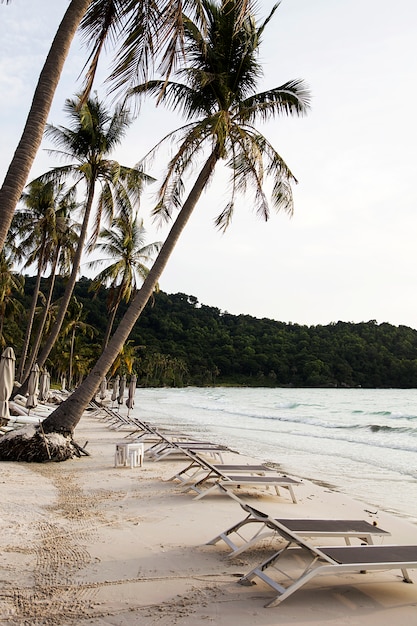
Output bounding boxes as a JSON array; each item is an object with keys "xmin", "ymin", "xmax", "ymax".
[{"xmin": 115, "ymin": 442, "xmax": 144, "ymax": 468}]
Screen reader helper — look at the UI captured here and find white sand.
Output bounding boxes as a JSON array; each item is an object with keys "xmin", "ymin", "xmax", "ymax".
[{"xmin": 1, "ymin": 406, "xmax": 417, "ymax": 625}]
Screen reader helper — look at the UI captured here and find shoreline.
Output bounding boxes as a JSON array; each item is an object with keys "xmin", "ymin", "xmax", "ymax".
[
  {"xmin": 1, "ymin": 405, "xmax": 417, "ymax": 624},
  {"xmin": 131, "ymin": 386, "xmax": 417, "ymax": 524}
]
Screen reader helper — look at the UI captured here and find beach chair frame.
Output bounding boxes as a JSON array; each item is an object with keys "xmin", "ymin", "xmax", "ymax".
[
  {"xmin": 207, "ymin": 503, "xmax": 391, "ymax": 558},
  {"xmin": 238, "ymin": 505, "xmax": 417, "ymax": 607},
  {"xmin": 175, "ymin": 451, "xmax": 299, "ymax": 503}
]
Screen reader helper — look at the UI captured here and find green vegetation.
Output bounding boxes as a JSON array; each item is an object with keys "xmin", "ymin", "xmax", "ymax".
[{"xmin": 12, "ymin": 276, "xmax": 417, "ymax": 389}]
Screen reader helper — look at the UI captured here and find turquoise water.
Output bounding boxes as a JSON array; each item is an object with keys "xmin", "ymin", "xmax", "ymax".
[{"xmin": 129, "ymin": 387, "xmax": 417, "ymax": 523}]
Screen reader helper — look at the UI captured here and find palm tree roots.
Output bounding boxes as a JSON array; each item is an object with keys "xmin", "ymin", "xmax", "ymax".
[{"xmin": 0, "ymin": 425, "xmax": 88, "ymax": 462}]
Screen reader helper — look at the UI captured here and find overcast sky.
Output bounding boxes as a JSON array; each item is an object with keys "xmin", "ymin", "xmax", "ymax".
[{"xmin": 1, "ymin": 0, "xmax": 417, "ymax": 329}]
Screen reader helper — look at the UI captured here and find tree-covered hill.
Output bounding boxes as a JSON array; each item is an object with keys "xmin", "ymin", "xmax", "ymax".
[{"xmin": 15, "ymin": 276, "xmax": 417, "ymax": 388}]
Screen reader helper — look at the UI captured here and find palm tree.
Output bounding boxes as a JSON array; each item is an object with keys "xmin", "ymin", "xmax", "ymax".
[
  {"xmin": 87, "ymin": 213, "xmax": 161, "ymax": 348},
  {"xmin": 0, "ymin": 0, "xmax": 309, "ymax": 460},
  {"xmin": 22, "ymin": 95, "xmax": 152, "ymax": 387},
  {"xmin": 0, "ymin": 251, "xmax": 24, "ymax": 348},
  {"xmin": 10, "ymin": 181, "xmax": 78, "ymax": 381},
  {"xmin": 60, "ymin": 297, "xmax": 96, "ymax": 390},
  {"xmin": 110, "ymin": 340, "xmax": 140, "ymax": 377},
  {"xmin": 22, "ymin": 194, "xmax": 81, "ymax": 381},
  {"xmin": 0, "ymin": 0, "xmax": 209, "ymax": 253}
]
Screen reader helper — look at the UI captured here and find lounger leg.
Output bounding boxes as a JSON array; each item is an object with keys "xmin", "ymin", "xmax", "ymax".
[
  {"xmin": 287, "ymin": 485, "xmax": 297, "ymax": 504},
  {"xmin": 402, "ymin": 568, "xmax": 413, "ymax": 583},
  {"xmin": 193, "ymin": 484, "xmax": 218, "ymax": 500},
  {"xmin": 241, "ymin": 551, "xmax": 322, "ymax": 608},
  {"xmin": 263, "ymin": 567, "xmax": 322, "ymax": 608},
  {"xmin": 206, "ymin": 514, "xmax": 253, "ymax": 545},
  {"xmin": 239, "ymin": 543, "xmax": 291, "ymax": 585}
]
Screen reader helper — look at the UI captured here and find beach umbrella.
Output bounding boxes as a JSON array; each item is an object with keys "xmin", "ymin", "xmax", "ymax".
[
  {"xmin": 118, "ymin": 374, "xmax": 126, "ymax": 405},
  {"xmin": 111, "ymin": 375, "xmax": 119, "ymax": 406},
  {"xmin": 99, "ymin": 377, "xmax": 107, "ymax": 401},
  {"xmin": 61, "ymin": 375, "xmax": 66, "ymax": 392},
  {"xmin": 38, "ymin": 368, "xmax": 51, "ymax": 402},
  {"xmin": 26, "ymin": 363, "xmax": 40, "ymax": 412},
  {"xmin": 0, "ymin": 347, "xmax": 16, "ymax": 420},
  {"xmin": 126, "ymin": 375, "xmax": 137, "ymax": 415}
]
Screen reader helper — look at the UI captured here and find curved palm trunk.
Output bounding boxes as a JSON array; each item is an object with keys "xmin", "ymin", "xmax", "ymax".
[
  {"xmin": 0, "ymin": 0, "xmax": 91, "ymax": 253},
  {"xmin": 16, "ymin": 252, "xmax": 45, "ymax": 382},
  {"xmin": 102, "ymin": 285, "xmax": 125, "ymax": 348},
  {"xmin": 22, "ymin": 248, "xmax": 60, "ymax": 381},
  {"xmin": 42, "ymin": 151, "xmax": 218, "ymax": 435},
  {"xmin": 102, "ymin": 304, "xmax": 118, "ymax": 349}
]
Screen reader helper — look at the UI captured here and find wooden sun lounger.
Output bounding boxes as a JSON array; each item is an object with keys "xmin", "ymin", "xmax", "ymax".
[
  {"xmin": 237, "ymin": 505, "xmax": 417, "ymax": 607},
  {"xmin": 207, "ymin": 503, "xmax": 391, "ymax": 558},
  {"xmin": 177, "ymin": 452, "xmax": 299, "ymax": 503}
]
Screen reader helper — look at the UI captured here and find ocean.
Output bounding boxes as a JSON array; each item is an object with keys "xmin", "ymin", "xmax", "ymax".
[{"xmin": 130, "ymin": 386, "xmax": 417, "ymax": 524}]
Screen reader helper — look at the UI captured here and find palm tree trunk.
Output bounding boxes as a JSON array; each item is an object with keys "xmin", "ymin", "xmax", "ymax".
[
  {"xmin": 42, "ymin": 150, "xmax": 218, "ymax": 435},
  {"xmin": 22, "ymin": 249, "xmax": 60, "ymax": 381},
  {"xmin": 102, "ymin": 286, "xmax": 124, "ymax": 348},
  {"xmin": 16, "ymin": 258, "xmax": 44, "ymax": 382},
  {"xmin": 0, "ymin": 307, "xmax": 5, "ymax": 345},
  {"xmin": 102, "ymin": 305, "xmax": 118, "ymax": 349},
  {"xmin": 32, "ymin": 180, "xmax": 97, "ymax": 375},
  {"xmin": 69, "ymin": 327, "xmax": 76, "ymax": 391},
  {"xmin": 0, "ymin": 0, "xmax": 91, "ymax": 253}
]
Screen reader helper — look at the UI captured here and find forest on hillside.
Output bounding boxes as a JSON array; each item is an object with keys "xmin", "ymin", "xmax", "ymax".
[{"xmin": 8, "ymin": 276, "xmax": 417, "ymax": 389}]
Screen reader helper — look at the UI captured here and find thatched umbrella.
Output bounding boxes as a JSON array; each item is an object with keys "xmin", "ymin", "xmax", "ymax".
[
  {"xmin": 117, "ymin": 374, "xmax": 126, "ymax": 405},
  {"xmin": 26, "ymin": 363, "xmax": 40, "ymax": 413},
  {"xmin": 126, "ymin": 375, "xmax": 137, "ymax": 415},
  {"xmin": 0, "ymin": 347, "xmax": 16, "ymax": 420}
]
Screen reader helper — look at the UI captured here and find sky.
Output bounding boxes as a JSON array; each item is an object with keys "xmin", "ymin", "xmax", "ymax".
[{"xmin": 1, "ymin": 0, "xmax": 417, "ymax": 329}]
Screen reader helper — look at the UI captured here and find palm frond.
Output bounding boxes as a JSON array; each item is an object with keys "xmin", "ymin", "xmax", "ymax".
[
  {"xmin": 78, "ymin": 0, "xmax": 124, "ymax": 105},
  {"xmin": 238, "ymin": 80, "xmax": 311, "ymax": 123}
]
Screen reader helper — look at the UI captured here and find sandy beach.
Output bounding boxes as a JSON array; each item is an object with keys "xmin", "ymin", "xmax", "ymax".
[{"xmin": 1, "ymin": 404, "xmax": 417, "ymax": 625}]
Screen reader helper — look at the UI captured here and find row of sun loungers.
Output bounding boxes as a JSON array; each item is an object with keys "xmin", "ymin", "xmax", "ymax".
[{"xmin": 92, "ymin": 400, "xmax": 417, "ymax": 608}]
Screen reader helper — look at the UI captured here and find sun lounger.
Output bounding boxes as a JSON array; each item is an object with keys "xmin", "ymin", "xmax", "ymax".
[
  {"xmin": 196, "ymin": 476, "xmax": 299, "ymax": 502},
  {"xmin": 88, "ymin": 400, "xmax": 125, "ymax": 425},
  {"xmin": 176, "ymin": 452, "xmax": 299, "ymax": 502},
  {"xmin": 170, "ymin": 455, "xmax": 275, "ymax": 488},
  {"xmin": 207, "ymin": 502, "xmax": 391, "ymax": 558},
  {"xmin": 237, "ymin": 505, "xmax": 417, "ymax": 607},
  {"xmin": 145, "ymin": 440, "xmax": 228, "ymax": 463},
  {"xmin": 89, "ymin": 401, "xmax": 155, "ymax": 434}
]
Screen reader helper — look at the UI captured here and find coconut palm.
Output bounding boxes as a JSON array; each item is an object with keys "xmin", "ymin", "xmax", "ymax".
[
  {"xmin": 87, "ymin": 213, "xmax": 161, "ymax": 348},
  {"xmin": 0, "ymin": 251, "xmax": 24, "ymax": 348},
  {"xmin": 22, "ymin": 194, "xmax": 81, "ymax": 382},
  {"xmin": 59, "ymin": 297, "xmax": 96, "ymax": 390},
  {"xmin": 0, "ymin": 0, "xmax": 208, "ymax": 254},
  {"xmin": 110, "ymin": 340, "xmax": 140, "ymax": 377},
  {"xmin": 10, "ymin": 181, "xmax": 78, "ymax": 381},
  {"xmin": 23, "ymin": 95, "xmax": 152, "ymax": 388},
  {"xmin": 0, "ymin": 0, "xmax": 309, "ymax": 460}
]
